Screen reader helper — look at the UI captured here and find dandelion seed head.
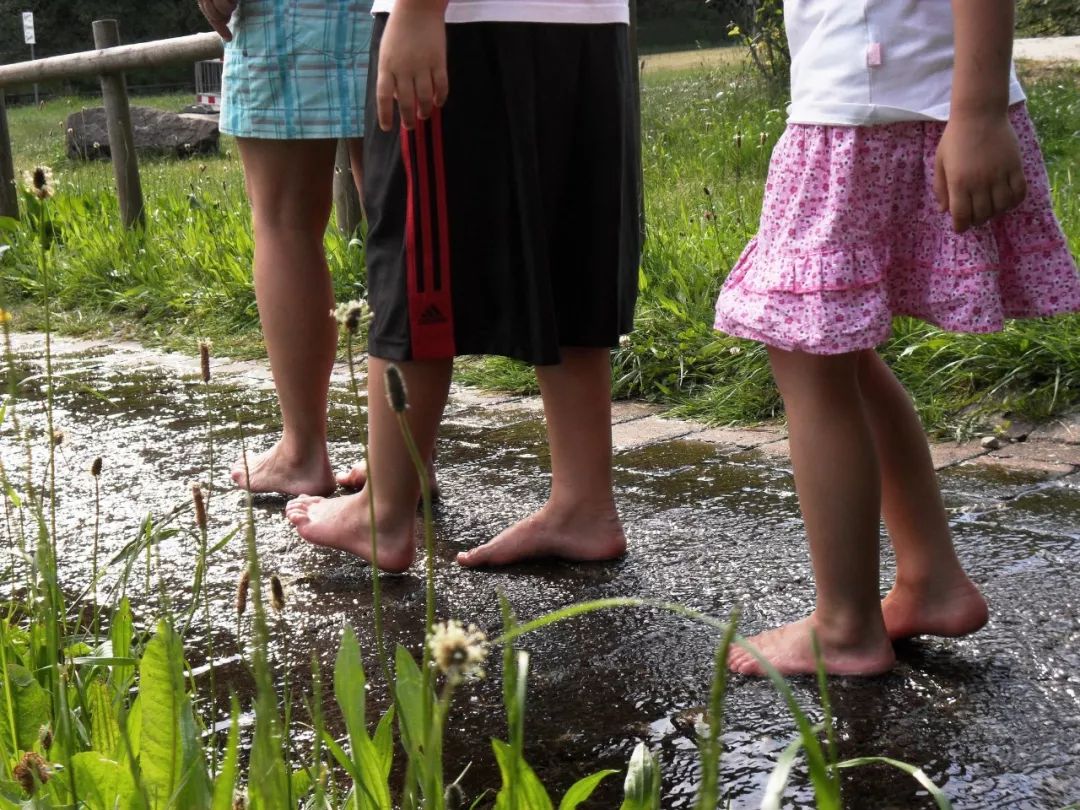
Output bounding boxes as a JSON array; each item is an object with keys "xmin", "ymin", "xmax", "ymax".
[
  {"xmin": 331, "ymin": 299, "xmax": 373, "ymax": 335},
  {"xmin": 91, "ymin": 456, "xmax": 103, "ymax": 477},
  {"xmin": 428, "ymin": 620, "xmax": 489, "ymax": 680},
  {"xmin": 51, "ymin": 428, "xmax": 64, "ymax": 447},
  {"xmin": 38, "ymin": 724, "xmax": 53, "ymax": 751}
]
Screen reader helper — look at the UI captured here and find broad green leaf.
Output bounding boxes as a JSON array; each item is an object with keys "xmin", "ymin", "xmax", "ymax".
[
  {"xmin": 373, "ymin": 708, "xmax": 395, "ymax": 781},
  {"xmin": 72, "ymin": 752, "xmax": 127, "ymax": 810},
  {"xmin": 125, "ymin": 697, "xmax": 142, "ymax": 758},
  {"xmin": 211, "ymin": 701, "xmax": 240, "ymax": 810},
  {"xmin": 138, "ymin": 621, "xmax": 191, "ymax": 808},
  {"xmin": 558, "ymin": 770, "xmax": 619, "ymax": 810},
  {"xmin": 291, "ymin": 768, "xmax": 314, "ymax": 801},
  {"xmin": 393, "ymin": 645, "xmax": 424, "ymax": 758},
  {"xmin": 0, "ymin": 664, "xmax": 50, "ymax": 752},
  {"xmin": 492, "ymin": 739, "xmax": 554, "ymax": 810},
  {"xmin": 110, "ymin": 599, "xmax": 135, "ymax": 699},
  {"xmin": 619, "ymin": 743, "xmax": 661, "ymax": 810},
  {"xmin": 334, "ymin": 626, "xmax": 367, "ymax": 759},
  {"xmin": 138, "ymin": 627, "xmax": 183, "ymax": 805},
  {"xmin": 174, "ymin": 691, "xmax": 212, "ymax": 809},
  {"xmin": 88, "ymin": 678, "xmax": 120, "ymax": 757}
]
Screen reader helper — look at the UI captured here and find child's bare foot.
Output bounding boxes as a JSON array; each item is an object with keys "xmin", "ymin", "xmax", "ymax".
[
  {"xmin": 881, "ymin": 576, "xmax": 988, "ymax": 640},
  {"xmin": 456, "ymin": 501, "xmax": 626, "ymax": 567},
  {"xmin": 284, "ymin": 492, "xmax": 415, "ymax": 573},
  {"xmin": 232, "ymin": 441, "xmax": 335, "ymax": 497},
  {"xmin": 336, "ymin": 459, "xmax": 441, "ymax": 500},
  {"xmin": 728, "ymin": 614, "xmax": 896, "ymax": 677}
]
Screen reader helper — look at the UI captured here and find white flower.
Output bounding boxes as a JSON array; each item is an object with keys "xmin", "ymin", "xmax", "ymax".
[
  {"xmin": 728, "ymin": 346, "xmax": 743, "ymax": 356},
  {"xmin": 428, "ymin": 620, "xmax": 489, "ymax": 680},
  {"xmin": 331, "ymin": 299, "xmax": 373, "ymax": 335}
]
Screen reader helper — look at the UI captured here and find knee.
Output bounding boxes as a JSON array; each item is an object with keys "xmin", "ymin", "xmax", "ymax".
[{"xmin": 768, "ymin": 347, "xmax": 862, "ymax": 406}]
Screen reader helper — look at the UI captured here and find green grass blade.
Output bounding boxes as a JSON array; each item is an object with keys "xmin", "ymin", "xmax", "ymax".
[{"xmin": 837, "ymin": 757, "xmax": 953, "ymax": 809}]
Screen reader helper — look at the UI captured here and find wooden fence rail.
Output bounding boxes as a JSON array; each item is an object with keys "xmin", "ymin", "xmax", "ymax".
[{"xmin": 0, "ymin": 24, "xmax": 226, "ymax": 226}]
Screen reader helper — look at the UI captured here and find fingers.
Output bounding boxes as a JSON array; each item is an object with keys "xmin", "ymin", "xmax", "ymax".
[
  {"xmin": 970, "ymin": 189, "xmax": 994, "ymax": 229},
  {"xmin": 376, "ymin": 70, "xmax": 396, "ymax": 132},
  {"xmin": 932, "ymin": 151, "xmax": 949, "ymax": 214},
  {"xmin": 396, "ymin": 78, "xmax": 418, "ymax": 131},
  {"xmin": 949, "ymin": 185, "xmax": 973, "ymax": 234},
  {"xmin": 433, "ymin": 65, "xmax": 449, "ymax": 108},
  {"xmin": 1009, "ymin": 169, "xmax": 1028, "ymax": 208},
  {"xmin": 380, "ymin": 72, "xmax": 442, "ymax": 132},
  {"xmin": 414, "ymin": 72, "xmax": 436, "ymax": 121}
]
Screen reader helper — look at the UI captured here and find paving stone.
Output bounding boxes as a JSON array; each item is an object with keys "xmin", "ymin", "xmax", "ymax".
[
  {"xmin": 973, "ymin": 455, "xmax": 1076, "ymax": 477},
  {"xmin": 1029, "ymin": 412, "xmax": 1080, "ymax": 445},
  {"xmin": 929, "ymin": 441, "xmax": 988, "ymax": 470},
  {"xmin": 978, "ymin": 440, "xmax": 1080, "ymax": 473},
  {"xmin": 694, "ymin": 427, "xmax": 786, "ymax": 449},
  {"xmin": 755, "ymin": 438, "xmax": 791, "ymax": 459},
  {"xmin": 610, "ymin": 401, "xmax": 663, "ymax": 424},
  {"xmin": 612, "ymin": 416, "xmax": 702, "ymax": 451}
]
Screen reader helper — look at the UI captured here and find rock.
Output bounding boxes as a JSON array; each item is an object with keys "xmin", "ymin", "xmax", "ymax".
[
  {"xmin": 65, "ymin": 106, "xmax": 219, "ymax": 161},
  {"xmin": 980, "ymin": 435, "xmax": 1003, "ymax": 450}
]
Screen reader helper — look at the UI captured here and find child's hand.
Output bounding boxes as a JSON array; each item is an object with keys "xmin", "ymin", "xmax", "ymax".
[
  {"xmin": 198, "ymin": 0, "xmax": 238, "ymax": 41},
  {"xmin": 934, "ymin": 113, "xmax": 1027, "ymax": 234},
  {"xmin": 376, "ymin": 4, "xmax": 449, "ymax": 132}
]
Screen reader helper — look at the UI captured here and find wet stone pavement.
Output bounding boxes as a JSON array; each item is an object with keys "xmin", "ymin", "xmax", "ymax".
[{"xmin": 2, "ymin": 332, "xmax": 1079, "ymax": 809}]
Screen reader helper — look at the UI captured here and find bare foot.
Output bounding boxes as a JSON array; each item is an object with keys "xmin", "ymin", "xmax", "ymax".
[
  {"xmin": 232, "ymin": 441, "xmax": 335, "ymax": 497},
  {"xmin": 456, "ymin": 501, "xmax": 626, "ymax": 567},
  {"xmin": 728, "ymin": 614, "xmax": 896, "ymax": 677},
  {"xmin": 284, "ymin": 492, "xmax": 415, "ymax": 573},
  {"xmin": 337, "ymin": 458, "xmax": 441, "ymax": 500},
  {"xmin": 881, "ymin": 576, "xmax": 988, "ymax": 641}
]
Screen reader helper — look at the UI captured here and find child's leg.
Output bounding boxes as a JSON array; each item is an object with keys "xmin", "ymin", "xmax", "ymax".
[
  {"xmin": 856, "ymin": 351, "xmax": 988, "ymax": 639},
  {"xmin": 230, "ymin": 138, "xmax": 339, "ymax": 497},
  {"xmin": 285, "ymin": 356, "xmax": 452, "ymax": 573},
  {"xmin": 456, "ymin": 347, "xmax": 626, "ymax": 567},
  {"xmin": 729, "ymin": 348, "xmax": 895, "ymax": 676}
]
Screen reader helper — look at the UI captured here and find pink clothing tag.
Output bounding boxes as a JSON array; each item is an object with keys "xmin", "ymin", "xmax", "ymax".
[{"xmin": 866, "ymin": 42, "xmax": 883, "ymax": 67}]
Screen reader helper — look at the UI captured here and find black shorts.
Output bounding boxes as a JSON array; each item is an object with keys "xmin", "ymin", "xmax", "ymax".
[{"xmin": 363, "ymin": 17, "xmax": 642, "ymax": 365}]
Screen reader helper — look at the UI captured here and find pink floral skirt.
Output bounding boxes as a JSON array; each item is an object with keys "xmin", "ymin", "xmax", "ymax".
[{"xmin": 714, "ymin": 104, "xmax": 1080, "ymax": 354}]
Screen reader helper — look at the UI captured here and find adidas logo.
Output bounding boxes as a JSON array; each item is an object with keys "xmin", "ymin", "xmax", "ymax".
[{"xmin": 419, "ymin": 304, "xmax": 448, "ymax": 325}]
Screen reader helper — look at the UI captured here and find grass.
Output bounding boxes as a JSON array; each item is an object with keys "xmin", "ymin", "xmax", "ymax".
[{"xmin": 1, "ymin": 64, "xmax": 1079, "ymax": 437}]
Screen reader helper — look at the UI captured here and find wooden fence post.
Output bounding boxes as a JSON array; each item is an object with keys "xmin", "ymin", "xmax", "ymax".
[
  {"xmin": 333, "ymin": 139, "xmax": 362, "ymax": 236},
  {"xmin": 92, "ymin": 19, "xmax": 145, "ymax": 229},
  {"xmin": 0, "ymin": 91, "xmax": 18, "ymax": 220}
]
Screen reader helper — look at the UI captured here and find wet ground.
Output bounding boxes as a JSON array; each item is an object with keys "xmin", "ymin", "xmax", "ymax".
[{"xmin": 2, "ymin": 333, "xmax": 1079, "ymax": 809}]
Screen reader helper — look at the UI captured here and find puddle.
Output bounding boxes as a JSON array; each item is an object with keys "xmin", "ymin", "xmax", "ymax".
[{"xmin": 2, "ymin": 343, "xmax": 1079, "ymax": 808}]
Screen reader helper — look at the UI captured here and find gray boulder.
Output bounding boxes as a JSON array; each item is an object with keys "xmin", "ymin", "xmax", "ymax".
[{"xmin": 66, "ymin": 106, "xmax": 219, "ymax": 161}]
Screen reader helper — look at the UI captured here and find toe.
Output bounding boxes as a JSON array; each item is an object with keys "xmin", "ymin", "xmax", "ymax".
[
  {"xmin": 456, "ymin": 544, "xmax": 493, "ymax": 567},
  {"xmin": 336, "ymin": 463, "xmax": 367, "ymax": 489}
]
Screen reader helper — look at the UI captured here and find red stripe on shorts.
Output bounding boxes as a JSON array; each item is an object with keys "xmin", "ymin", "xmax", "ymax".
[{"xmin": 400, "ymin": 111, "xmax": 455, "ymax": 360}]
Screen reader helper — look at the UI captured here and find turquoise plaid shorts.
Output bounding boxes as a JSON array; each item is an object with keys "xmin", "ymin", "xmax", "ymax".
[{"xmin": 220, "ymin": 0, "xmax": 373, "ymax": 140}]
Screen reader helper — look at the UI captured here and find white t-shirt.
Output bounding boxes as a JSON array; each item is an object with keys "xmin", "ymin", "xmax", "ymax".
[
  {"xmin": 370, "ymin": 0, "xmax": 628, "ymax": 24},
  {"xmin": 785, "ymin": 0, "xmax": 1026, "ymax": 125}
]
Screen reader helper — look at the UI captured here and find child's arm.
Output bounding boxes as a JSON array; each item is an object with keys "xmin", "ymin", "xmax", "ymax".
[
  {"xmin": 376, "ymin": 0, "xmax": 450, "ymax": 132},
  {"xmin": 934, "ymin": 0, "xmax": 1027, "ymax": 233}
]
